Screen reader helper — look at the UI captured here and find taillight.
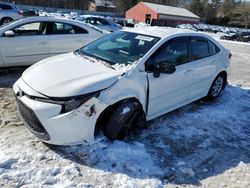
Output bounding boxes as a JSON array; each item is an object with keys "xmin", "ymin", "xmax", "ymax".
[{"xmin": 18, "ymin": 11, "xmax": 23, "ymax": 16}]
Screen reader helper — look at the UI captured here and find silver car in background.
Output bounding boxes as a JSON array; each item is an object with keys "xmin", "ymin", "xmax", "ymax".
[
  {"xmin": 0, "ymin": 16, "xmax": 107, "ymax": 67},
  {"xmin": 77, "ymin": 16, "xmax": 122, "ymax": 32},
  {"xmin": 0, "ymin": 1, "xmax": 23, "ymax": 25}
]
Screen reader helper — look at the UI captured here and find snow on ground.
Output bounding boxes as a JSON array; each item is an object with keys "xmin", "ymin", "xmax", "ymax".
[{"xmin": 0, "ymin": 32, "xmax": 250, "ymax": 187}]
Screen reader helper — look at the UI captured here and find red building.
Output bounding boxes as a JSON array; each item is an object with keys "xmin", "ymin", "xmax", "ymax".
[{"xmin": 126, "ymin": 2, "xmax": 200, "ymax": 27}]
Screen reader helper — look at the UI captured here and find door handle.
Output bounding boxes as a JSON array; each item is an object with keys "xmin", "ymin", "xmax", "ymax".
[
  {"xmin": 75, "ymin": 39, "xmax": 83, "ymax": 42},
  {"xmin": 38, "ymin": 42, "xmax": 48, "ymax": 45},
  {"xmin": 184, "ymin": 69, "xmax": 193, "ymax": 74}
]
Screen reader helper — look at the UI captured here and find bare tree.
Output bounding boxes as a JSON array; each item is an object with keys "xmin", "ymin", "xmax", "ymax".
[{"xmin": 237, "ymin": 2, "xmax": 250, "ymax": 28}]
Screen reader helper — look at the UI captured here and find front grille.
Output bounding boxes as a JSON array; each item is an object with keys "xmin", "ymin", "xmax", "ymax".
[{"xmin": 16, "ymin": 96, "xmax": 50, "ymax": 141}]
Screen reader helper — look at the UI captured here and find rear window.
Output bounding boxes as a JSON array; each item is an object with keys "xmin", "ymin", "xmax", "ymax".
[{"xmin": 0, "ymin": 4, "xmax": 13, "ymax": 10}]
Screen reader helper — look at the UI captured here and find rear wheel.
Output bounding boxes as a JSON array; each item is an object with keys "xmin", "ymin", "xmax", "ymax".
[
  {"xmin": 103, "ymin": 100, "xmax": 146, "ymax": 140},
  {"xmin": 0, "ymin": 17, "xmax": 13, "ymax": 25},
  {"xmin": 207, "ymin": 73, "xmax": 226, "ymax": 100}
]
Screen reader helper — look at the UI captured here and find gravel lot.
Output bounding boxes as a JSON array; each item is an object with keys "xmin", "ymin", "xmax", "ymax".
[{"xmin": 0, "ymin": 40, "xmax": 250, "ymax": 187}]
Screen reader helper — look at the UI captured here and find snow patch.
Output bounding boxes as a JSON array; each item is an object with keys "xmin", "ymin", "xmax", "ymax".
[{"xmin": 0, "ymin": 152, "xmax": 13, "ymax": 169}]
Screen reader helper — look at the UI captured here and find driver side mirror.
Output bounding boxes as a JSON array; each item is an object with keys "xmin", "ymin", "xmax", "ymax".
[
  {"xmin": 145, "ymin": 60, "xmax": 176, "ymax": 78},
  {"xmin": 4, "ymin": 30, "xmax": 15, "ymax": 37}
]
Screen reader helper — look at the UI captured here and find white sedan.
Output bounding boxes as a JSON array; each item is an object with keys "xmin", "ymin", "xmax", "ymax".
[
  {"xmin": 0, "ymin": 16, "xmax": 107, "ymax": 67},
  {"xmin": 13, "ymin": 28, "xmax": 231, "ymax": 145}
]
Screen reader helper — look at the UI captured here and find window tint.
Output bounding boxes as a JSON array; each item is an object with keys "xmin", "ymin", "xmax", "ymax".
[
  {"xmin": 208, "ymin": 41, "xmax": 220, "ymax": 55},
  {"xmin": 89, "ymin": 18, "xmax": 95, "ymax": 24},
  {"xmin": 191, "ymin": 39, "xmax": 209, "ymax": 60},
  {"xmin": 84, "ymin": 18, "xmax": 110, "ymax": 26},
  {"xmin": 151, "ymin": 40, "xmax": 189, "ymax": 66},
  {"xmin": 52, "ymin": 22, "xmax": 88, "ymax": 34},
  {"xmin": 13, "ymin": 22, "xmax": 47, "ymax": 36},
  {"xmin": 0, "ymin": 4, "xmax": 13, "ymax": 10},
  {"xmin": 96, "ymin": 18, "xmax": 110, "ymax": 25},
  {"xmin": 208, "ymin": 41, "xmax": 216, "ymax": 55}
]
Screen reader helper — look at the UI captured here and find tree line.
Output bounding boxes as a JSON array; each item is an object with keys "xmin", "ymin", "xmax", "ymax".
[
  {"xmin": 2, "ymin": 0, "xmax": 250, "ymax": 28},
  {"xmin": 189, "ymin": 0, "xmax": 250, "ymax": 28}
]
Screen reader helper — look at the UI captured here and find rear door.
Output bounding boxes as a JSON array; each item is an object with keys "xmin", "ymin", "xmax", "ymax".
[
  {"xmin": 48, "ymin": 21, "xmax": 90, "ymax": 56},
  {"xmin": 186, "ymin": 37, "xmax": 218, "ymax": 101},
  {"xmin": 0, "ymin": 21, "xmax": 50, "ymax": 66}
]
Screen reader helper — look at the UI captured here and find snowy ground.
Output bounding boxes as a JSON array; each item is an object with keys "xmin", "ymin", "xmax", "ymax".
[{"xmin": 0, "ymin": 39, "xmax": 250, "ymax": 187}]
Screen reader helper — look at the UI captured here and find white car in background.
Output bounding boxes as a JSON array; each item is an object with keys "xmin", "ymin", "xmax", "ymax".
[
  {"xmin": 0, "ymin": 1, "xmax": 23, "ymax": 25},
  {"xmin": 77, "ymin": 16, "xmax": 122, "ymax": 32},
  {"xmin": 0, "ymin": 16, "xmax": 107, "ymax": 67},
  {"xmin": 13, "ymin": 28, "xmax": 231, "ymax": 145}
]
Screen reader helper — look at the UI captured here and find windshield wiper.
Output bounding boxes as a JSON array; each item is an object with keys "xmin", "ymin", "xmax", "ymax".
[
  {"xmin": 99, "ymin": 59, "xmax": 115, "ymax": 70},
  {"xmin": 75, "ymin": 50, "xmax": 115, "ymax": 70}
]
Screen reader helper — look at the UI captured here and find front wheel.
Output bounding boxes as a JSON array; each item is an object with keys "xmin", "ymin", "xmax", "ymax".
[
  {"xmin": 103, "ymin": 100, "xmax": 146, "ymax": 140},
  {"xmin": 207, "ymin": 74, "xmax": 226, "ymax": 100}
]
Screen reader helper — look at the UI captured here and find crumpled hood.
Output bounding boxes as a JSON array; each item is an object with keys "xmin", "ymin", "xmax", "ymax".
[{"xmin": 22, "ymin": 53, "xmax": 122, "ymax": 97}]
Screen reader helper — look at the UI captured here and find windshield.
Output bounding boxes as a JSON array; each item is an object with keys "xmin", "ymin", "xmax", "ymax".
[{"xmin": 77, "ymin": 31, "xmax": 160, "ymax": 65}]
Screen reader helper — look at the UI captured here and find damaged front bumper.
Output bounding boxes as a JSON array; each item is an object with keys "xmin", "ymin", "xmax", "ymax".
[{"xmin": 13, "ymin": 79, "xmax": 108, "ymax": 146}]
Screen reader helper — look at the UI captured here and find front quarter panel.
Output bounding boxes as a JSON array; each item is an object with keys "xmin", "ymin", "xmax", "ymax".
[{"xmin": 99, "ymin": 68, "xmax": 148, "ymax": 113}]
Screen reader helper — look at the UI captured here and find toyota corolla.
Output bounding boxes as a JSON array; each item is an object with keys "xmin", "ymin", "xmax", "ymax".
[{"xmin": 13, "ymin": 27, "xmax": 231, "ymax": 145}]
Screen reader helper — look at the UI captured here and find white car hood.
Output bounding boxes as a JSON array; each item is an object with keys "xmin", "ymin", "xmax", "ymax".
[{"xmin": 22, "ymin": 53, "xmax": 122, "ymax": 97}]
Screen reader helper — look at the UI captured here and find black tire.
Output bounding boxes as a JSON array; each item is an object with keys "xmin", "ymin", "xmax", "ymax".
[
  {"xmin": 103, "ymin": 100, "xmax": 146, "ymax": 140},
  {"xmin": 0, "ymin": 17, "xmax": 13, "ymax": 25},
  {"xmin": 207, "ymin": 73, "xmax": 226, "ymax": 100}
]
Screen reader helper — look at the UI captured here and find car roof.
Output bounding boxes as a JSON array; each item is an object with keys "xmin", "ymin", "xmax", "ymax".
[
  {"xmin": 16, "ymin": 16, "xmax": 76, "ymax": 22},
  {"xmin": 0, "ymin": 16, "xmax": 108, "ymax": 34},
  {"xmin": 122, "ymin": 26, "xmax": 208, "ymax": 39},
  {"xmin": 11, "ymin": 16, "xmax": 91, "ymax": 27}
]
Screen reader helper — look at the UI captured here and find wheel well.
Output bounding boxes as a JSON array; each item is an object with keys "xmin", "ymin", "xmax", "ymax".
[
  {"xmin": 0, "ymin": 17, "xmax": 13, "ymax": 23},
  {"xmin": 94, "ymin": 97, "xmax": 143, "ymax": 136}
]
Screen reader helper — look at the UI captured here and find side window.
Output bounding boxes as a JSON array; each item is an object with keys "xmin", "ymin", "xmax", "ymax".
[
  {"xmin": 151, "ymin": 39, "xmax": 189, "ymax": 66},
  {"xmin": 208, "ymin": 41, "xmax": 220, "ymax": 55},
  {"xmin": 89, "ymin": 18, "xmax": 95, "ymax": 25},
  {"xmin": 96, "ymin": 18, "xmax": 110, "ymax": 25},
  {"xmin": 52, "ymin": 22, "xmax": 88, "ymax": 34},
  {"xmin": 13, "ymin": 22, "xmax": 47, "ymax": 36},
  {"xmin": 190, "ymin": 38, "xmax": 209, "ymax": 60},
  {"xmin": 0, "ymin": 4, "xmax": 13, "ymax": 10},
  {"xmin": 74, "ymin": 26, "xmax": 88, "ymax": 34}
]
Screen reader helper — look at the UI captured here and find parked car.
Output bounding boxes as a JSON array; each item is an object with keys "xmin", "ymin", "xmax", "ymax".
[
  {"xmin": 113, "ymin": 18, "xmax": 134, "ymax": 27},
  {"xmin": 0, "ymin": 1, "xmax": 23, "ymax": 25},
  {"xmin": 76, "ymin": 16, "xmax": 122, "ymax": 32},
  {"xmin": 220, "ymin": 33, "xmax": 239, "ymax": 41},
  {"xmin": 0, "ymin": 16, "xmax": 107, "ymax": 67},
  {"xmin": 23, "ymin": 9, "xmax": 38, "ymax": 17},
  {"xmin": 238, "ymin": 32, "xmax": 250, "ymax": 42},
  {"xmin": 13, "ymin": 28, "xmax": 231, "ymax": 145},
  {"xmin": 220, "ymin": 31, "xmax": 250, "ymax": 42}
]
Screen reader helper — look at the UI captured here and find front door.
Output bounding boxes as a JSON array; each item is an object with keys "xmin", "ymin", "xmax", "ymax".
[
  {"xmin": 0, "ymin": 22, "xmax": 49, "ymax": 66},
  {"xmin": 145, "ymin": 14, "xmax": 151, "ymax": 25},
  {"xmin": 147, "ymin": 37, "xmax": 190, "ymax": 119}
]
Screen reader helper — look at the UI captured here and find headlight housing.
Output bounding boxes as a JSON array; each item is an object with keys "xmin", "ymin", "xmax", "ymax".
[{"xmin": 35, "ymin": 91, "xmax": 100, "ymax": 113}]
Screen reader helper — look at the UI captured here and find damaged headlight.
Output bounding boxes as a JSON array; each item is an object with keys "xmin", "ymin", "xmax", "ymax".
[{"xmin": 35, "ymin": 91, "xmax": 100, "ymax": 113}]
